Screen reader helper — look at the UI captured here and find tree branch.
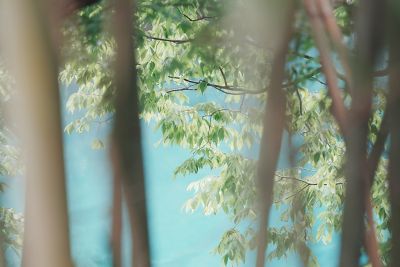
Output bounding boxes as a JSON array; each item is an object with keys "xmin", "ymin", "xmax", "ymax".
[
  {"xmin": 256, "ymin": 1, "xmax": 296, "ymax": 266},
  {"xmin": 315, "ymin": 0, "xmax": 353, "ymax": 94},
  {"xmin": 168, "ymin": 67, "xmax": 322, "ymax": 96},
  {"xmin": 304, "ymin": 0, "xmax": 349, "ymax": 137},
  {"xmin": 143, "ymin": 34, "xmax": 193, "ymax": 44},
  {"xmin": 177, "ymin": 8, "xmax": 216, "ymax": 22}
]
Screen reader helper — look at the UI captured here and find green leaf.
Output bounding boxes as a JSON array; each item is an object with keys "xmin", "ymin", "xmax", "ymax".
[{"xmin": 198, "ymin": 80, "xmax": 208, "ymax": 94}]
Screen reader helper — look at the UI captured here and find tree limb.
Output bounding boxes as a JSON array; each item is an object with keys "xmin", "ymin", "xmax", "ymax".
[{"xmin": 255, "ymin": 1, "xmax": 296, "ymax": 266}]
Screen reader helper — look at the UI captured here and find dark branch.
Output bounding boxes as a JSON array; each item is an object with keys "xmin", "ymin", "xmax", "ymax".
[
  {"xmin": 143, "ymin": 34, "xmax": 193, "ymax": 44},
  {"xmin": 219, "ymin": 66, "xmax": 228, "ymax": 87},
  {"xmin": 177, "ymin": 8, "xmax": 216, "ymax": 22}
]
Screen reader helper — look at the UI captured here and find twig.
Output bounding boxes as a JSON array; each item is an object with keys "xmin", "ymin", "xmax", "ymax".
[
  {"xmin": 143, "ymin": 34, "xmax": 193, "ymax": 44},
  {"xmin": 177, "ymin": 8, "xmax": 216, "ymax": 22},
  {"xmin": 296, "ymin": 87, "xmax": 303, "ymax": 115},
  {"xmin": 219, "ymin": 66, "xmax": 228, "ymax": 87}
]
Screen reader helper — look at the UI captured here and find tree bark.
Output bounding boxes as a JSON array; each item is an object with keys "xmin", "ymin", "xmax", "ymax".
[{"xmin": 111, "ymin": 0, "xmax": 151, "ymax": 266}]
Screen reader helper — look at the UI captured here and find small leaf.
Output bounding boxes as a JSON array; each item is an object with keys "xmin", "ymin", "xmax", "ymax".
[
  {"xmin": 198, "ymin": 80, "xmax": 208, "ymax": 93},
  {"xmin": 91, "ymin": 139, "xmax": 104, "ymax": 150}
]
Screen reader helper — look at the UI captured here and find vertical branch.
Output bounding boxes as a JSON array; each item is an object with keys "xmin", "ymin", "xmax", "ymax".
[
  {"xmin": 255, "ymin": 2, "xmax": 296, "ymax": 266},
  {"xmin": 339, "ymin": 0, "xmax": 384, "ymax": 266},
  {"xmin": 365, "ymin": 194, "xmax": 382, "ymax": 267},
  {"xmin": 305, "ymin": 1, "xmax": 385, "ymax": 265},
  {"xmin": 363, "ymin": 111, "xmax": 388, "ymax": 267},
  {"xmin": 111, "ymin": 0, "xmax": 151, "ymax": 266},
  {"xmin": 387, "ymin": 1, "xmax": 400, "ymax": 265},
  {"xmin": 315, "ymin": 0, "xmax": 353, "ymax": 93},
  {"xmin": 303, "ymin": 0, "xmax": 348, "ymax": 137},
  {"xmin": 0, "ymin": 1, "xmax": 72, "ymax": 267}
]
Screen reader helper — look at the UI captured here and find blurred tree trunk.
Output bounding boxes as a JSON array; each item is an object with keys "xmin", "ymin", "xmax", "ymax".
[
  {"xmin": 0, "ymin": 1, "xmax": 72, "ymax": 267},
  {"xmin": 339, "ymin": 1, "xmax": 385, "ymax": 266},
  {"xmin": 111, "ymin": 0, "xmax": 151, "ymax": 266},
  {"xmin": 256, "ymin": 1, "xmax": 296, "ymax": 266}
]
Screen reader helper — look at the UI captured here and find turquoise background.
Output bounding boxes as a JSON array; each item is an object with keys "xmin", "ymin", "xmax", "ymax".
[{"xmin": 1, "ymin": 84, "xmax": 341, "ymax": 267}]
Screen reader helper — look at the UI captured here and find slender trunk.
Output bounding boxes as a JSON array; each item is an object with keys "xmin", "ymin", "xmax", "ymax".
[
  {"xmin": 255, "ymin": 2, "xmax": 296, "ymax": 266},
  {"xmin": 111, "ymin": 0, "xmax": 151, "ymax": 266},
  {"xmin": 0, "ymin": 1, "xmax": 72, "ymax": 267},
  {"xmin": 304, "ymin": 0, "xmax": 348, "ymax": 136},
  {"xmin": 339, "ymin": 1, "xmax": 384, "ymax": 266}
]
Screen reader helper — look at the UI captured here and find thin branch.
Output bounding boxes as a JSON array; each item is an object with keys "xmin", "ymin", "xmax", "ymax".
[
  {"xmin": 316, "ymin": 0, "xmax": 353, "ymax": 94},
  {"xmin": 296, "ymin": 87, "xmax": 303, "ymax": 115},
  {"xmin": 275, "ymin": 184, "xmax": 310, "ymax": 203},
  {"xmin": 275, "ymin": 173, "xmax": 345, "ymax": 186},
  {"xmin": 201, "ymin": 108, "xmax": 249, "ymax": 119},
  {"xmin": 219, "ymin": 66, "xmax": 228, "ymax": 87},
  {"xmin": 143, "ymin": 34, "xmax": 193, "ymax": 44},
  {"xmin": 168, "ymin": 67, "xmax": 323, "ymax": 96},
  {"xmin": 311, "ymin": 77, "xmax": 327, "ymax": 86},
  {"xmin": 177, "ymin": 8, "xmax": 216, "ymax": 22},
  {"xmin": 304, "ymin": 0, "xmax": 349, "ymax": 137},
  {"xmin": 275, "ymin": 174, "xmax": 312, "ymax": 185},
  {"xmin": 284, "ymin": 67, "xmax": 323, "ymax": 88},
  {"xmin": 239, "ymin": 95, "xmax": 246, "ymax": 111},
  {"xmin": 168, "ymin": 76, "xmax": 265, "ymax": 95},
  {"xmin": 164, "ymin": 84, "xmax": 197, "ymax": 93},
  {"xmin": 256, "ymin": 1, "xmax": 296, "ymax": 266}
]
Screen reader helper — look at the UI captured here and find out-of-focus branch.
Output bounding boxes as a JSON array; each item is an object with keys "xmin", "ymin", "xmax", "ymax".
[
  {"xmin": 111, "ymin": 0, "xmax": 151, "ymax": 266},
  {"xmin": 339, "ymin": 0, "xmax": 385, "ymax": 265},
  {"xmin": 361, "ymin": 110, "xmax": 388, "ymax": 267},
  {"xmin": 304, "ymin": 1, "xmax": 385, "ymax": 266},
  {"xmin": 304, "ymin": 0, "xmax": 349, "ymax": 137},
  {"xmin": 315, "ymin": 0, "xmax": 353, "ymax": 93},
  {"xmin": 255, "ymin": 1, "xmax": 296, "ymax": 266}
]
